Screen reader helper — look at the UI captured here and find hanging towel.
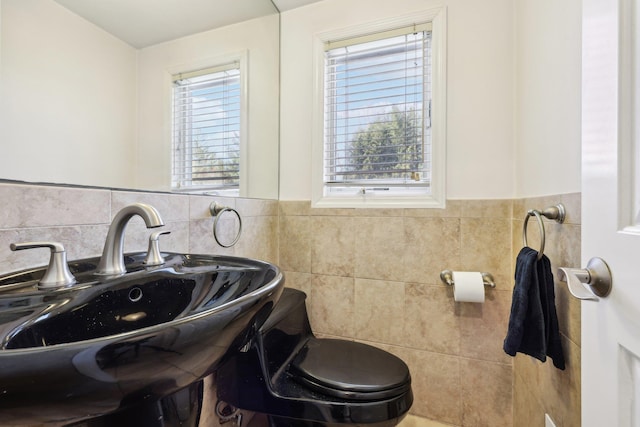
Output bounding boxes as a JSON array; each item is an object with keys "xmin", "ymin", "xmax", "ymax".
[{"xmin": 503, "ymin": 247, "xmax": 565, "ymax": 370}]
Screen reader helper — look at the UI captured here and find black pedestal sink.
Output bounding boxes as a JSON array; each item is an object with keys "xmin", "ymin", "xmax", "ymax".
[{"xmin": 0, "ymin": 252, "xmax": 284, "ymax": 425}]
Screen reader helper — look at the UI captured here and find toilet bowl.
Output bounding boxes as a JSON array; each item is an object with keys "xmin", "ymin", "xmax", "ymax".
[{"xmin": 217, "ymin": 287, "xmax": 413, "ymax": 427}]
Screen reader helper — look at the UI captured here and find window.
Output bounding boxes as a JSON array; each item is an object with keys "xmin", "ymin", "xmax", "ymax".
[
  {"xmin": 172, "ymin": 63, "xmax": 241, "ymax": 194},
  {"xmin": 312, "ymin": 10, "xmax": 446, "ymax": 208}
]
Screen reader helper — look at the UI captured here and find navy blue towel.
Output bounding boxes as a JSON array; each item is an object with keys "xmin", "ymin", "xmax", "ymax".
[{"xmin": 503, "ymin": 247, "xmax": 565, "ymax": 370}]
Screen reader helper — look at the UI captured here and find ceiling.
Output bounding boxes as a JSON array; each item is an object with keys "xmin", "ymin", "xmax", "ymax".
[{"xmin": 53, "ymin": 0, "xmax": 324, "ymax": 49}]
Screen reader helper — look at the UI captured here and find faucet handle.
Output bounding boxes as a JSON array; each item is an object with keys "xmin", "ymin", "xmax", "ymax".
[
  {"xmin": 10, "ymin": 242, "xmax": 77, "ymax": 289},
  {"xmin": 143, "ymin": 230, "xmax": 171, "ymax": 266}
]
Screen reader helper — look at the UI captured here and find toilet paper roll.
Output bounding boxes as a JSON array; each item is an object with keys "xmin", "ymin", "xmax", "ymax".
[{"xmin": 452, "ymin": 271, "xmax": 485, "ymax": 303}]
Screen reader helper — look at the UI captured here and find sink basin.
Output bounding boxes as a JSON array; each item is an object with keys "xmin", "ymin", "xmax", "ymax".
[{"xmin": 0, "ymin": 253, "xmax": 284, "ymax": 425}]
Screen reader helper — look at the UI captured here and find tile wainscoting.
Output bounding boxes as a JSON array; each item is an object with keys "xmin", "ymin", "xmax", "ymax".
[
  {"xmin": 279, "ymin": 200, "xmax": 514, "ymax": 426},
  {"xmin": 280, "ymin": 193, "xmax": 580, "ymax": 427},
  {"xmin": 0, "ymin": 182, "xmax": 580, "ymax": 427},
  {"xmin": 0, "ymin": 184, "xmax": 279, "ymax": 274},
  {"xmin": 512, "ymin": 194, "xmax": 581, "ymax": 427}
]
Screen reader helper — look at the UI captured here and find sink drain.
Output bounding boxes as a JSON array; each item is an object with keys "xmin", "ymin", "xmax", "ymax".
[{"xmin": 128, "ymin": 287, "xmax": 143, "ymax": 302}]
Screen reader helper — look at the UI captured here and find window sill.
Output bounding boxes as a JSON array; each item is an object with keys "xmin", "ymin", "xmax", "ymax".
[{"xmin": 311, "ymin": 194, "xmax": 445, "ymax": 209}]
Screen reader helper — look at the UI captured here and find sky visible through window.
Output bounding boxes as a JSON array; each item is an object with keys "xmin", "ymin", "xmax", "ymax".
[
  {"xmin": 172, "ymin": 67, "xmax": 240, "ymax": 189},
  {"xmin": 324, "ymin": 30, "xmax": 431, "ymax": 188}
]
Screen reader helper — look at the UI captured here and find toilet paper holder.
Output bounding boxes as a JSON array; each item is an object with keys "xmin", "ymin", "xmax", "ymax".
[{"xmin": 439, "ymin": 270, "xmax": 496, "ymax": 288}]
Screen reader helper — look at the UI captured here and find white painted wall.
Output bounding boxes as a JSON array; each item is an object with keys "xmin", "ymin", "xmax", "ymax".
[
  {"xmin": 136, "ymin": 14, "xmax": 280, "ymax": 198},
  {"xmin": 279, "ymin": 0, "xmax": 516, "ymax": 200},
  {"xmin": 514, "ymin": 0, "xmax": 582, "ymax": 197},
  {"xmin": 0, "ymin": 0, "xmax": 581, "ymax": 200},
  {"xmin": 0, "ymin": 0, "xmax": 279, "ymax": 198},
  {"xmin": 0, "ymin": 0, "xmax": 137, "ymax": 188}
]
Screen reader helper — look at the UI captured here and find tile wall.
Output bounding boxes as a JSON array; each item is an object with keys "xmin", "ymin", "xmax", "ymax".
[
  {"xmin": 512, "ymin": 193, "xmax": 581, "ymax": 427},
  {"xmin": 0, "ymin": 182, "xmax": 580, "ymax": 427},
  {"xmin": 0, "ymin": 183, "xmax": 278, "ymax": 275},
  {"xmin": 278, "ymin": 200, "xmax": 514, "ymax": 427}
]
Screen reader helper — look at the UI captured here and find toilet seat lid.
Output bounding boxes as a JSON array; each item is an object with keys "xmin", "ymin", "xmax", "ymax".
[{"xmin": 290, "ymin": 338, "xmax": 411, "ymax": 401}]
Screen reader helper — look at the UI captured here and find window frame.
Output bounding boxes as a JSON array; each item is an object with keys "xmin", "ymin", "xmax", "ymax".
[
  {"xmin": 311, "ymin": 8, "xmax": 447, "ymax": 208},
  {"xmin": 168, "ymin": 52, "xmax": 248, "ymax": 196}
]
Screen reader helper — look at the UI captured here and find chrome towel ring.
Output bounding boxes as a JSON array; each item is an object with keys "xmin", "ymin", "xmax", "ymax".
[
  {"xmin": 522, "ymin": 203, "xmax": 565, "ymax": 260},
  {"xmin": 209, "ymin": 202, "xmax": 243, "ymax": 248}
]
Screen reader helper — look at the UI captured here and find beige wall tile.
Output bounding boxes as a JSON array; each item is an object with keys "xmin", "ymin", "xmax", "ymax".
[
  {"xmin": 309, "ymin": 274, "xmax": 355, "ymax": 338},
  {"xmin": 403, "ymin": 217, "xmax": 461, "ymax": 285},
  {"xmin": 311, "ymin": 216, "xmax": 355, "ymax": 277},
  {"xmin": 189, "ymin": 217, "xmax": 234, "ymax": 256},
  {"xmin": 354, "ymin": 207, "xmax": 402, "ymax": 217},
  {"xmin": 546, "ymin": 223, "xmax": 581, "ymax": 344},
  {"xmin": 403, "ymin": 200, "xmax": 463, "ymax": 218},
  {"xmin": 404, "ymin": 283, "xmax": 460, "ymax": 355},
  {"xmin": 234, "ymin": 216, "xmax": 278, "ymax": 263},
  {"xmin": 514, "ymin": 353, "xmax": 542, "ymax": 390},
  {"xmin": 555, "ymin": 280, "xmax": 581, "ymax": 347},
  {"xmin": 279, "ymin": 215, "xmax": 311, "ymax": 272},
  {"xmin": 560, "ymin": 193, "xmax": 581, "ymax": 225},
  {"xmin": 514, "ymin": 338, "xmax": 581, "ymax": 427},
  {"xmin": 0, "ymin": 184, "xmax": 111, "ymax": 228},
  {"xmin": 514, "ymin": 368, "xmax": 545, "ymax": 427},
  {"xmin": 236, "ymin": 198, "xmax": 278, "ymax": 217},
  {"xmin": 354, "ymin": 278, "xmax": 405, "ymax": 345},
  {"xmin": 460, "ymin": 359, "xmax": 512, "ymax": 427},
  {"xmin": 56, "ymin": 225, "xmax": 111, "ymax": 261},
  {"xmin": 279, "ymin": 200, "xmax": 311, "ymax": 216},
  {"xmin": 0, "ymin": 225, "xmax": 108, "ymax": 273},
  {"xmin": 282, "ymin": 272, "xmax": 312, "ymax": 298},
  {"xmin": 512, "ymin": 218, "xmax": 526, "ymax": 277},
  {"xmin": 309, "ymin": 207, "xmax": 357, "ymax": 217},
  {"xmin": 407, "ymin": 349, "xmax": 462, "ymax": 425},
  {"xmin": 150, "ymin": 220, "xmax": 190, "ymax": 254},
  {"xmin": 459, "ymin": 199, "xmax": 513, "ymax": 219},
  {"xmin": 459, "ymin": 289, "xmax": 512, "ymax": 364},
  {"xmin": 550, "ymin": 223, "xmax": 581, "ymax": 267},
  {"xmin": 354, "ymin": 216, "xmax": 405, "ymax": 281},
  {"xmin": 512, "ymin": 198, "xmax": 526, "ymax": 220},
  {"xmin": 112, "ymin": 191, "xmax": 190, "ymax": 222},
  {"xmin": 460, "ymin": 218, "xmax": 512, "ymax": 289},
  {"xmin": 537, "ymin": 335, "xmax": 581, "ymax": 427}
]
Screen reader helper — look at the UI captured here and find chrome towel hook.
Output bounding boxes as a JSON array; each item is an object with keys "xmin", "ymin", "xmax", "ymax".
[
  {"xmin": 209, "ymin": 202, "xmax": 243, "ymax": 248},
  {"xmin": 523, "ymin": 203, "xmax": 565, "ymax": 260}
]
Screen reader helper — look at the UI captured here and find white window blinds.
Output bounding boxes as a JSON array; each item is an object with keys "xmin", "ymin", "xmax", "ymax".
[
  {"xmin": 324, "ymin": 24, "xmax": 432, "ymax": 195},
  {"xmin": 172, "ymin": 63, "xmax": 240, "ymax": 191}
]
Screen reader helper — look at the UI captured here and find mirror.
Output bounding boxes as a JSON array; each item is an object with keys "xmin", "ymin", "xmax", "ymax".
[{"xmin": 0, "ymin": 0, "xmax": 280, "ymax": 199}]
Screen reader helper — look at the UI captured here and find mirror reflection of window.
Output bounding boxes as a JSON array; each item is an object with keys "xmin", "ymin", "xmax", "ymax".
[{"xmin": 172, "ymin": 63, "xmax": 242, "ymax": 196}]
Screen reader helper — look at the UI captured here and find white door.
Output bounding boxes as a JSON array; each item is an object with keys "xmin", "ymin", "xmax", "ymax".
[{"xmin": 582, "ymin": 0, "xmax": 640, "ymax": 425}]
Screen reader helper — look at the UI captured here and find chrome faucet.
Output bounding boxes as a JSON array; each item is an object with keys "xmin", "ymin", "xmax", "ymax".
[{"xmin": 95, "ymin": 203, "xmax": 165, "ymax": 276}]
